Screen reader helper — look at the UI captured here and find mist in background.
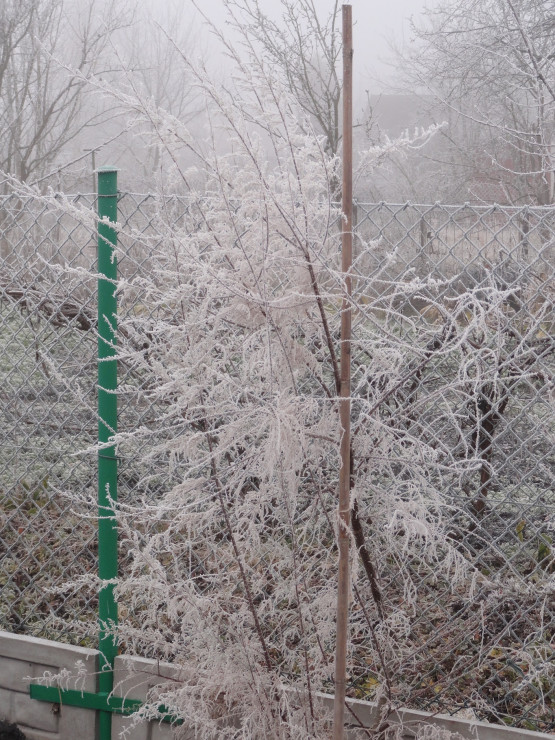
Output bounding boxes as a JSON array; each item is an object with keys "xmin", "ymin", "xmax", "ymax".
[{"xmin": 3, "ymin": 0, "xmax": 551, "ymax": 207}]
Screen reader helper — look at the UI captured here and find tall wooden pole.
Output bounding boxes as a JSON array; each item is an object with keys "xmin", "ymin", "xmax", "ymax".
[{"xmin": 333, "ymin": 6, "xmax": 353, "ymax": 740}]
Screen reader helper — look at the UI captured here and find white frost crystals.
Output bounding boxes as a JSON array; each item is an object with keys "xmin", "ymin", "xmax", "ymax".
[
  {"xmin": 6, "ymin": 8, "xmax": 553, "ymax": 740},
  {"xmin": 99, "ymin": 48, "xmax": 467, "ymax": 738}
]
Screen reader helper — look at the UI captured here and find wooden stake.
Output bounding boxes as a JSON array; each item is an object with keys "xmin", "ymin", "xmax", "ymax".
[{"xmin": 333, "ymin": 6, "xmax": 353, "ymax": 740}]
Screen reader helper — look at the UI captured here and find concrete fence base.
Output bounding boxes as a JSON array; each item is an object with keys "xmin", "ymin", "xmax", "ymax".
[
  {"xmin": 0, "ymin": 631, "xmax": 97, "ymax": 740},
  {"xmin": 0, "ymin": 631, "xmax": 551, "ymax": 740}
]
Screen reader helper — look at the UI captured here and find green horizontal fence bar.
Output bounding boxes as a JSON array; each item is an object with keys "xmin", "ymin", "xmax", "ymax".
[
  {"xmin": 30, "ymin": 685, "xmax": 141, "ymax": 716},
  {"xmin": 29, "ymin": 685, "xmax": 180, "ymax": 725}
]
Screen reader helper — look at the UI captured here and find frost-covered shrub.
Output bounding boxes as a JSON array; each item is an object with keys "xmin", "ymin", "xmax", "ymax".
[
  {"xmin": 11, "ymin": 12, "xmax": 553, "ymax": 740},
  {"xmin": 93, "ymin": 40, "xmax": 475, "ymax": 740}
]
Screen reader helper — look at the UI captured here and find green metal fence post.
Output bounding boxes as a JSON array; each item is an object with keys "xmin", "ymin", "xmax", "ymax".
[
  {"xmin": 30, "ymin": 167, "xmax": 181, "ymax": 730},
  {"xmin": 97, "ymin": 166, "xmax": 119, "ymax": 740}
]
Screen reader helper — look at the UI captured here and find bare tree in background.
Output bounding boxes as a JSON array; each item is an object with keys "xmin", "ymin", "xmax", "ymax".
[
  {"xmin": 0, "ymin": 0, "xmax": 130, "ymax": 191},
  {"xmin": 223, "ymin": 0, "xmax": 342, "ymax": 161},
  {"xmin": 116, "ymin": 0, "xmax": 203, "ymax": 187},
  {"xmin": 396, "ymin": 0, "xmax": 555, "ymax": 205}
]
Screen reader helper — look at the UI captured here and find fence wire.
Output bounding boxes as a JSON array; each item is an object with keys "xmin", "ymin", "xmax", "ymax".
[
  {"xmin": 0, "ymin": 193, "xmax": 553, "ymax": 732},
  {"xmin": 350, "ymin": 202, "xmax": 554, "ymax": 732}
]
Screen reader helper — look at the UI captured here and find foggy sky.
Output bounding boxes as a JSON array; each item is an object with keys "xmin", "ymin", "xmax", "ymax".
[{"xmin": 190, "ymin": 0, "xmax": 437, "ymax": 97}]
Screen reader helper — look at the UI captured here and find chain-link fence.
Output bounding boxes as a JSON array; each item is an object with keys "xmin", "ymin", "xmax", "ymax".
[
  {"xmin": 350, "ymin": 202, "xmax": 554, "ymax": 732},
  {"xmin": 0, "ymin": 193, "xmax": 553, "ymax": 732}
]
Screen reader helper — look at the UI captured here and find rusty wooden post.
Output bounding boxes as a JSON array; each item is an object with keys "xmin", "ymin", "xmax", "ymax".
[{"xmin": 333, "ymin": 6, "xmax": 353, "ymax": 739}]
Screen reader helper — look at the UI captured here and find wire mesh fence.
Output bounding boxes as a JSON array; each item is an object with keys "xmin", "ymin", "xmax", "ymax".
[
  {"xmin": 350, "ymin": 202, "xmax": 554, "ymax": 732},
  {"xmin": 0, "ymin": 192, "xmax": 553, "ymax": 732}
]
